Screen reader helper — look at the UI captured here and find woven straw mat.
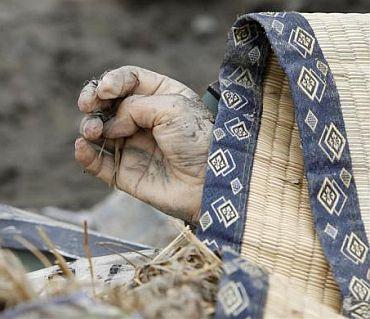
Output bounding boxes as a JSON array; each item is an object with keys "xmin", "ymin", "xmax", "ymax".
[{"xmin": 240, "ymin": 13, "xmax": 370, "ymax": 314}]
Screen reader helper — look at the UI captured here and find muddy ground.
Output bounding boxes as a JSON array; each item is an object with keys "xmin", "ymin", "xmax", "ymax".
[{"xmin": 0, "ymin": 0, "xmax": 368, "ymax": 211}]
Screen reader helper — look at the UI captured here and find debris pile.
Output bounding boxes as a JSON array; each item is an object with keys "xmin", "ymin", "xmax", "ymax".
[{"xmin": 0, "ymin": 229, "xmax": 221, "ymax": 319}]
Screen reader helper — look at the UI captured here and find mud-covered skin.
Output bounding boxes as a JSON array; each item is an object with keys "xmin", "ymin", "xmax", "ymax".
[
  {"xmin": 75, "ymin": 66, "xmax": 213, "ymax": 223},
  {"xmin": 116, "ymin": 95, "xmax": 213, "ymax": 223}
]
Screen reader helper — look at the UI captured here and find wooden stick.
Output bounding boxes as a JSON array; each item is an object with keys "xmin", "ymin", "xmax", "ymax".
[
  {"xmin": 98, "ymin": 138, "xmax": 107, "ymax": 159},
  {"xmin": 83, "ymin": 220, "xmax": 96, "ymax": 296},
  {"xmin": 111, "ymin": 138, "xmax": 123, "ymax": 188}
]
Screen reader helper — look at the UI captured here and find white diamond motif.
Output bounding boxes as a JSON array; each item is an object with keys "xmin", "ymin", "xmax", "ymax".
[
  {"xmin": 349, "ymin": 276, "xmax": 369, "ymax": 301},
  {"xmin": 213, "ymin": 128, "xmax": 226, "ymax": 141},
  {"xmin": 272, "ymin": 19, "xmax": 284, "ymax": 34},
  {"xmin": 230, "ymin": 178, "xmax": 243, "ymax": 195},
  {"xmin": 298, "ymin": 66, "xmax": 318, "ymax": 100},
  {"xmin": 319, "ymin": 123, "xmax": 346, "ymax": 162},
  {"xmin": 294, "ymin": 27, "xmax": 315, "ymax": 55},
  {"xmin": 218, "ymin": 281, "xmax": 249, "ymax": 316},
  {"xmin": 199, "ymin": 211, "xmax": 213, "ymax": 231},
  {"xmin": 341, "ymin": 232, "xmax": 368, "ymax": 265},
  {"xmin": 248, "ymin": 46, "xmax": 260, "ymax": 64},
  {"xmin": 305, "ymin": 109, "xmax": 318, "ymax": 132},
  {"xmin": 317, "ymin": 178, "xmax": 347, "ymax": 216},
  {"xmin": 340, "ymin": 168, "xmax": 352, "ymax": 188},
  {"xmin": 216, "ymin": 200, "xmax": 239, "ymax": 228},
  {"xmin": 324, "ymin": 223, "xmax": 338, "ymax": 240},
  {"xmin": 317, "ymin": 60, "xmax": 328, "ymax": 76},
  {"xmin": 318, "ymin": 178, "xmax": 340, "ymax": 214}
]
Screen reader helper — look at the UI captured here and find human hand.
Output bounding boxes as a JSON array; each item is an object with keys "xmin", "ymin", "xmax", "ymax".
[{"xmin": 75, "ymin": 66, "xmax": 213, "ymax": 224}]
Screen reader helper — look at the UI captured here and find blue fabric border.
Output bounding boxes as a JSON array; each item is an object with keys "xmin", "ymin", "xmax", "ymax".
[
  {"xmin": 215, "ymin": 248, "xmax": 269, "ymax": 319},
  {"xmin": 197, "ymin": 12, "xmax": 369, "ymax": 318}
]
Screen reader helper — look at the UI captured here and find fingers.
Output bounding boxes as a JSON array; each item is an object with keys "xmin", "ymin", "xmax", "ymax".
[
  {"xmin": 102, "ymin": 94, "xmax": 184, "ymax": 139},
  {"xmin": 80, "ymin": 116, "xmax": 103, "ymax": 140},
  {"xmin": 97, "ymin": 66, "xmax": 198, "ymax": 100},
  {"xmin": 78, "ymin": 66, "xmax": 197, "ymax": 115},
  {"xmin": 75, "ymin": 137, "xmax": 114, "ymax": 185},
  {"xmin": 80, "ymin": 93, "xmax": 190, "ymax": 143},
  {"xmin": 78, "ymin": 81, "xmax": 112, "ymax": 113}
]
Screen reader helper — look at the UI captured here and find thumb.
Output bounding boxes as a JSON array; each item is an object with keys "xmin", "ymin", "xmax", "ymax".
[
  {"xmin": 96, "ymin": 66, "xmax": 197, "ymax": 100},
  {"xmin": 102, "ymin": 94, "xmax": 185, "ymax": 139}
]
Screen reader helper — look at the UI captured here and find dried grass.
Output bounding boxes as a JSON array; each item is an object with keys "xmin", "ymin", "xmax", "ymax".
[
  {"xmin": 0, "ymin": 228, "xmax": 221, "ymax": 319},
  {"xmin": 0, "ymin": 249, "xmax": 35, "ymax": 310}
]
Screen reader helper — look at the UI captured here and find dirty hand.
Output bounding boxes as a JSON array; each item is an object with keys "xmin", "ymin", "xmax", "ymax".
[{"xmin": 75, "ymin": 66, "xmax": 213, "ymax": 224}]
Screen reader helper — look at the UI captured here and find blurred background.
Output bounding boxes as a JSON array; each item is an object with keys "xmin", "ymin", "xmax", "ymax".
[{"xmin": 0, "ymin": 0, "xmax": 369, "ymax": 217}]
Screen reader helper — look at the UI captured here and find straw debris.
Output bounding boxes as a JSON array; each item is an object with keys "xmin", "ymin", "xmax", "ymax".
[
  {"xmin": 0, "ymin": 249, "xmax": 35, "ymax": 310},
  {"xmin": 0, "ymin": 228, "xmax": 221, "ymax": 319}
]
